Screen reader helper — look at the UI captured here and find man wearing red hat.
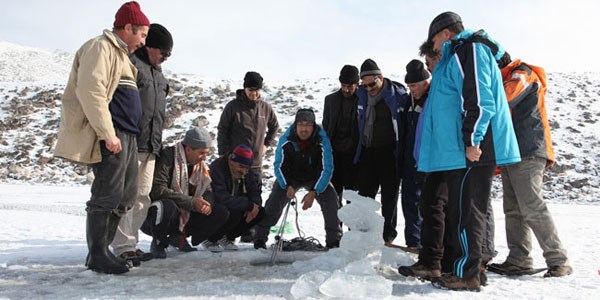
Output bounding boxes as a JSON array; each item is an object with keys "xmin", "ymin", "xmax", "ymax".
[
  {"xmin": 54, "ymin": 1, "xmax": 150, "ymax": 274},
  {"xmin": 203, "ymin": 144, "xmax": 265, "ymax": 252}
]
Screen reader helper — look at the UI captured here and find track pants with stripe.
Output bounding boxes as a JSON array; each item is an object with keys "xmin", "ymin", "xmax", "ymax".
[{"xmin": 444, "ymin": 165, "xmax": 495, "ymax": 279}]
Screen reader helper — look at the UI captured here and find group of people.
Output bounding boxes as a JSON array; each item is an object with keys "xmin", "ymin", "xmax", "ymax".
[{"xmin": 53, "ymin": 1, "xmax": 571, "ymax": 293}]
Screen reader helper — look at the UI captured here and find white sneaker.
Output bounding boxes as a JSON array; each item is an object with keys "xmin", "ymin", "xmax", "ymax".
[
  {"xmin": 201, "ymin": 240, "xmax": 223, "ymax": 253},
  {"xmin": 218, "ymin": 236, "xmax": 239, "ymax": 251}
]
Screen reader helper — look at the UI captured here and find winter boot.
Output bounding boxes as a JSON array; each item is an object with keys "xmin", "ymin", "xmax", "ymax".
[
  {"xmin": 151, "ymin": 238, "xmax": 168, "ymax": 259},
  {"xmin": 86, "ymin": 212, "xmax": 129, "ymax": 274},
  {"xmin": 169, "ymin": 233, "xmax": 198, "ymax": 252}
]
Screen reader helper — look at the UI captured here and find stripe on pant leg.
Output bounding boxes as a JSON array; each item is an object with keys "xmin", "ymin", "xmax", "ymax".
[{"xmin": 454, "ymin": 168, "xmax": 472, "ymax": 278}]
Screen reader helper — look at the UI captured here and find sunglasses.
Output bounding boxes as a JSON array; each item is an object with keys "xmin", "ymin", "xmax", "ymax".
[
  {"xmin": 363, "ymin": 77, "xmax": 379, "ymax": 88},
  {"xmin": 160, "ymin": 50, "xmax": 171, "ymax": 58}
]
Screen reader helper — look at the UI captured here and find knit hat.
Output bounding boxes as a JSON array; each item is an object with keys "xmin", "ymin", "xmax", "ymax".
[
  {"xmin": 339, "ymin": 65, "xmax": 359, "ymax": 84},
  {"xmin": 145, "ymin": 23, "xmax": 173, "ymax": 52},
  {"xmin": 404, "ymin": 59, "xmax": 430, "ymax": 84},
  {"xmin": 295, "ymin": 108, "xmax": 316, "ymax": 124},
  {"xmin": 183, "ymin": 127, "xmax": 213, "ymax": 149},
  {"xmin": 428, "ymin": 11, "xmax": 462, "ymax": 42},
  {"xmin": 360, "ymin": 59, "xmax": 382, "ymax": 78},
  {"xmin": 230, "ymin": 144, "xmax": 253, "ymax": 166},
  {"xmin": 114, "ymin": 1, "xmax": 150, "ymax": 27},
  {"xmin": 243, "ymin": 71, "xmax": 263, "ymax": 89}
]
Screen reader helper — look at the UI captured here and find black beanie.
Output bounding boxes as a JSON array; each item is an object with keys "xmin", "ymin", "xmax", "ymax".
[
  {"xmin": 339, "ymin": 65, "xmax": 359, "ymax": 84},
  {"xmin": 404, "ymin": 59, "xmax": 430, "ymax": 84},
  {"xmin": 295, "ymin": 108, "xmax": 316, "ymax": 124},
  {"xmin": 243, "ymin": 71, "xmax": 263, "ymax": 89},
  {"xmin": 428, "ymin": 11, "xmax": 462, "ymax": 42},
  {"xmin": 145, "ymin": 23, "xmax": 173, "ymax": 52},
  {"xmin": 360, "ymin": 58, "xmax": 382, "ymax": 78}
]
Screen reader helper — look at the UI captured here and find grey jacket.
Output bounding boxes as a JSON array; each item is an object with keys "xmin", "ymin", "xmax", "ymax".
[
  {"xmin": 217, "ymin": 89, "xmax": 279, "ymax": 168},
  {"xmin": 131, "ymin": 48, "xmax": 169, "ymax": 156}
]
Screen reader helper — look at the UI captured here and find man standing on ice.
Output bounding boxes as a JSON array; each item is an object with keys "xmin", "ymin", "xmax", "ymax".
[{"xmin": 54, "ymin": 1, "xmax": 150, "ymax": 274}]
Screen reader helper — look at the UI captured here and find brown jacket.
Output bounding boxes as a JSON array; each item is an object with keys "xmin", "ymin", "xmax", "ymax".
[{"xmin": 54, "ymin": 30, "xmax": 138, "ymax": 164}]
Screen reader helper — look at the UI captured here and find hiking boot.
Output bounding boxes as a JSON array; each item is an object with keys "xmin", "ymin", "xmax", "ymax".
[
  {"xmin": 254, "ymin": 239, "xmax": 267, "ymax": 250},
  {"xmin": 326, "ymin": 241, "xmax": 340, "ymax": 249},
  {"xmin": 119, "ymin": 251, "xmax": 141, "ymax": 267},
  {"xmin": 150, "ymin": 238, "xmax": 167, "ymax": 259},
  {"xmin": 489, "ymin": 261, "xmax": 532, "ymax": 273},
  {"xmin": 136, "ymin": 249, "xmax": 153, "ymax": 262},
  {"xmin": 218, "ymin": 236, "xmax": 239, "ymax": 251},
  {"xmin": 398, "ymin": 261, "xmax": 441, "ymax": 281},
  {"xmin": 432, "ymin": 274, "xmax": 481, "ymax": 292},
  {"xmin": 170, "ymin": 234, "xmax": 198, "ymax": 252},
  {"xmin": 544, "ymin": 265, "xmax": 573, "ymax": 278},
  {"xmin": 480, "ymin": 266, "xmax": 488, "ymax": 286},
  {"xmin": 202, "ymin": 240, "xmax": 224, "ymax": 253}
]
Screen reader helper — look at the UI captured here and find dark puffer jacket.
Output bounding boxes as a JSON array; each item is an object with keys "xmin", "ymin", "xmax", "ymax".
[{"xmin": 131, "ymin": 47, "xmax": 169, "ymax": 156}]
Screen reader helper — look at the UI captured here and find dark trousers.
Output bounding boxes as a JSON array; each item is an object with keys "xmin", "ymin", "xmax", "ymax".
[
  {"xmin": 418, "ymin": 172, "xmax": 450, "ymax": 270},
  {"xmin": 255, "ymin": 182, "xmax": 342, "ymax": 246},
  {"xmin": 87, "ymin": 128, "xmax": 138, "ymax": 216},
  {"xmin": 209, "ymin": 208, "xmax": 265, "ymax": 242},
  {"xmin": 141, "ymin": 199, "xmax": 229, "ymax": 246},
  {"xmin": 400, "ymin": 167, "xmax": 424, "ymax": 248},
  {"xmin": 331, "ymin": 150, "xmax": 358, "ymax": 206},
  {"xmin": 357, "ymin": 145, "xmax": 400, "ymax": 242},
  {"xmin": 444, "ymin": 166, "xmax": 495, "ymax": 279}
]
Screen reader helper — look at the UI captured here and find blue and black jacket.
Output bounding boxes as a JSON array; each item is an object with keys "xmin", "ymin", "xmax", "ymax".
[{"xmin": 274, "ymin": 123, "xmax": 333, "ymax": 195}]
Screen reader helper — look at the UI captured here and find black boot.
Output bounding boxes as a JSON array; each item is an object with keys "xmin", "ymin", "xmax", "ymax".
[{"xmin": 86, "ymin": 211, "xmax": 129, "ymax": 274}]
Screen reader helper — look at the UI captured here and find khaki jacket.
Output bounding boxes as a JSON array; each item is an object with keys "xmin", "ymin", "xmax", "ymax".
[{"xmin": 54, "ymin": 30, "xmax": 138, "ymax": 164}]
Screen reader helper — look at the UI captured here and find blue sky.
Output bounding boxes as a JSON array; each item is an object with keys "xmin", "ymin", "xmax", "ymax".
[{"xmin": 0, "ymin": 0, "xmax": 596, "ymax": 81}]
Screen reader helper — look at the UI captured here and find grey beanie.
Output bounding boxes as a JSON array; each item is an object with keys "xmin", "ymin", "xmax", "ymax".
[
  {"xmin": 360, "ymin": 58, "xmax": 382, "ymax": 78},
  {"xmin": 295, "ymin": 108, "xmax": 316, "ymax": 124},
  {"xmin": 183, "ymin": 127, "xmax": 213, "ymax": 149}
]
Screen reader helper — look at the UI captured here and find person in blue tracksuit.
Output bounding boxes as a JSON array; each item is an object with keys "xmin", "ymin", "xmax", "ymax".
[
  {"xmin": 354, "ymin": 58, "xmax": 409, "ymax": 244},
  {"xmin": 253, "ymin": 108, "xmax": 342, "ymax": 249},
  {"xmin": 416, "ymin": 12, "xmax": 521, "ymax": 291}
]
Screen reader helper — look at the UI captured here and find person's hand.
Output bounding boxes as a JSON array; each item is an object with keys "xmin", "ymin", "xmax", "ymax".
[
  {"xmin": 301, "ymin": 191, "xmax": 316, "ymax": 210},
  {"xmin": 466, "ymin": 145, "xmax": 482, "ymax": 162},
  {"xmin": 244, "ymin": 203, "xmax": 260, "ymax": 223},
  {"xmin": 193, "ymin": 197, "xmax": 212, "ymax": 215},
  {"xmin": 286, "ymin": 186, "xmax": 296, "ymax": 199},
  {"xmin": 104, "ymin": 136, "xmax": 122, "ymax": 154}
]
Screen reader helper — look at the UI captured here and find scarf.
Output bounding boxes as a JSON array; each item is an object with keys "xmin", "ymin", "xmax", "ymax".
[
  {"xmin": 171, "ymin": 142, "xmax": 212, "ymax": 231},
  {"xmin": 363, "ymin": 81, "xmax": 386, "ymax": 147}
]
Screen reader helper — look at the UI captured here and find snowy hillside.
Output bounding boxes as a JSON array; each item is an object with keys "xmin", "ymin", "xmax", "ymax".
[{"xmin": 0, "ymin": 40, "xmax": 72, "ymax": 83}]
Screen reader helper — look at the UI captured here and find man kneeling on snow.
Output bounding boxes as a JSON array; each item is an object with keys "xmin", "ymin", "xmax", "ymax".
[
  {"xmin": 200, "ymin": 144, "xmax": 265, "ymax": 252},
  {"xmin": 141, "ymin": 127, "xmax": 228, "ymax": 257},
  {"xmin": 253, "ymin": 108, "xmax": 342, "ymax": 249}
]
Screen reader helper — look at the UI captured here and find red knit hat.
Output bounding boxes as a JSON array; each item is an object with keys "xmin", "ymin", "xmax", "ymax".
[
  {"xmin": 114, "ymin": 1, "xmax": 150, "ymax": 27},
  {"xmin": 230, "ymin": 144, "xmax": 254, "ymax": 167}
]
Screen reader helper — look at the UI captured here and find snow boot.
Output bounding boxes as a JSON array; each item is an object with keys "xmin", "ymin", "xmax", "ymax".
[
  {"xmin": 169, "ymin": 233, "xmax": 197, "ymax": 252},
  {"xmin": 86, "ymin": 211, "xmax": 129, "ymax": 274},
  {"xmin": 151, "ymin": 238, "xmax": 168, "ymax": 259}
]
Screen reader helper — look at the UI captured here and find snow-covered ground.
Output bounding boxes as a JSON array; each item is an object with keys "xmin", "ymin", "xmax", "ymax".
[{"xmin": 0, "ymin": 183, "xmax": 598, "ymax": 299}]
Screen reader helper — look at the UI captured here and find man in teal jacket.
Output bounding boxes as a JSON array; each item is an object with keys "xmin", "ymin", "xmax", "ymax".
[{"xmin": 416, "ymin": 12, "xmax": 520, "ymax": 291}]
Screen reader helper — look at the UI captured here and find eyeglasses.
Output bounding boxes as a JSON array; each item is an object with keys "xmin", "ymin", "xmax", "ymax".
[
  {"xmin": 363, "ymin": 77, "xmax": 379, "ymax": 88},
  {"xmin": 160, "ymin": 50, "xmax": 171, "ymax": 58}
]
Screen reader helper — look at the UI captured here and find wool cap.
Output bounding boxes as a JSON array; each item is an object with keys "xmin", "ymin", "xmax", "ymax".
[
  {"xmin": 243, "ymin": 71, "xmax": 263, "ymax": 89},
  {"xmin": 428, "ymin": 11, "xmax": 461, "ymax": 41},
  {"xmin": 404, "ymin": 59, "xmax": 430, "ymax": 84},
  {"xmin": 114, "ymin": 1, "xmax": 150, "ymax": 27},
  {"xmin": 145, "ymin": 23, "xmax": 173, "ymax": 52},
  {"xmin": 183, "ymin": 127, "xmax": 213, "ymax": 149},
  {"xmin": 360, "ymin": 59, "xmax": 382, "ymax": 78},
  {"xmin": 230, "ymin": 144, "xmax": 253, "ymax": 166},
  {"xmin": 295, "ymin": 108, "xmax": 316, "ymax": 124},
  {"xmin": 339, "ymin": 65, "xmax": 359, "ymax": 84}
]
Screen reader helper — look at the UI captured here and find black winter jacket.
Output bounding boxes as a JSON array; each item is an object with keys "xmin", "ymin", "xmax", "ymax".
[
  {"xmin": 209, "ymin": 156, "xmax": 262, "ymax": 212},
  {"xmin": 131, "ymin": 48, "xmax": 169, "ymax": 155}
]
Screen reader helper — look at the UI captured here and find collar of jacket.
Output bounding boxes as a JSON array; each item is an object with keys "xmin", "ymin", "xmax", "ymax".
[
  {"xmin": 103, "ymin": 29, "xmax": 129, "ymax": 55},
  {"xmin": 133, "ymin": 47, "xmax": 162, "ymax": 71}
]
